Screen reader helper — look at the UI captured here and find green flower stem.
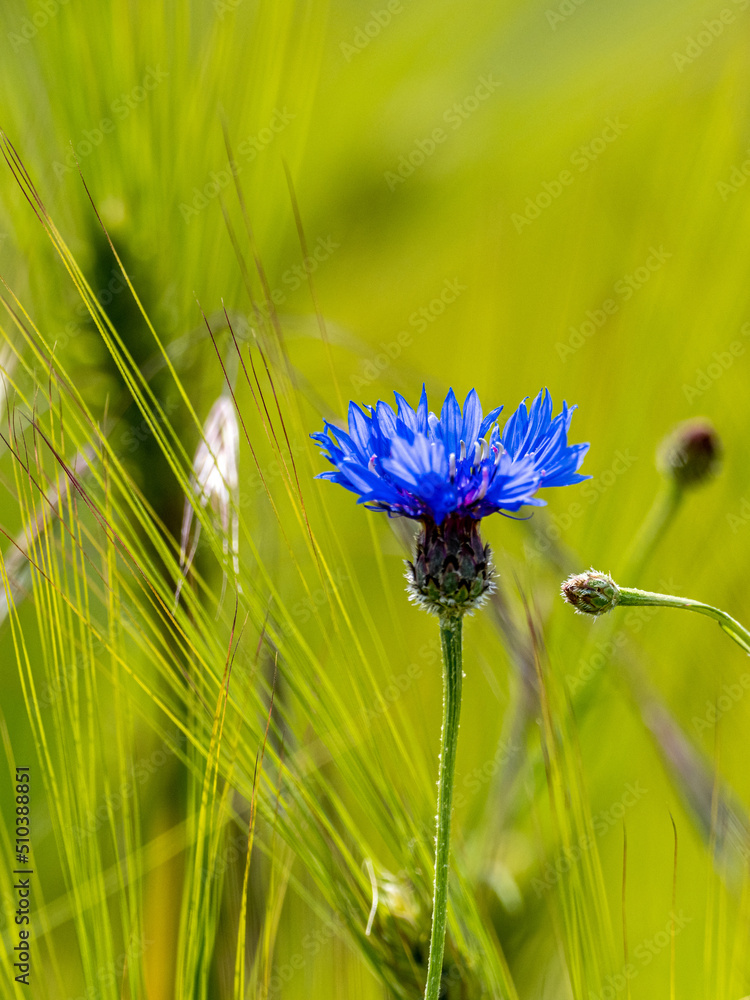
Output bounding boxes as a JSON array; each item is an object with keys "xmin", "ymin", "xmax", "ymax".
[
  {"xmin": 616, "ymin": 586, "xmax": 750, "ymax": 655},
  {"xmin": 424, "ymin": 614, "xmax": 463, "ymax": 1000},
  {"xmin": 621, "ymin": 479, "xmax": 683, "ymax": 582}
]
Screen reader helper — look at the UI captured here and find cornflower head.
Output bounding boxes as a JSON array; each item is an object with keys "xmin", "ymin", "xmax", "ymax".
[
  {"xmin": 176, "ymin": 394, "xmax": 240, "ymax": 606},
  {"xmin": 312, "ymin": 384, "xmax": 589, "ymax": 1000},
  {"xmin": 312, "ymin": 385, "xmax": 589, "ymax": 615}
]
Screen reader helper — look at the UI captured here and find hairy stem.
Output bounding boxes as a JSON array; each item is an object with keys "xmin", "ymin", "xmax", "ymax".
[
  {"xmin": 424, "ymin": 614, "xmax": 463, "ymax": 1000},
  {"xmin": 617, "ymin": 586, "xmax": 750, "ymax": 655}
]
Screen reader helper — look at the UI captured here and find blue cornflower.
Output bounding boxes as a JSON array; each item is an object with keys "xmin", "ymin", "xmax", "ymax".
[
  {"xmin": 311, "ymin": 387, "xmax": 589, "ymax": 999},
  {"xmin": 312, "ymin": 386, "xmax": 588, "ymax": 615},
  {"xmin": 312, "ymin": 386, "xmax": 588, "ymax": 525}
]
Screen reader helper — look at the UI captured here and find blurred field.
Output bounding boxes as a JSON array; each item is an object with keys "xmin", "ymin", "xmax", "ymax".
[{"xmin": 2, "ymin": 0, "xmax": 750, "ymax": 997}]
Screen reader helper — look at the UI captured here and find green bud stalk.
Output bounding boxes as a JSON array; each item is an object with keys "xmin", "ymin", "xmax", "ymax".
[{"xmin": 562, "ymin": 570, "xmax": 750, "ymax": 656}]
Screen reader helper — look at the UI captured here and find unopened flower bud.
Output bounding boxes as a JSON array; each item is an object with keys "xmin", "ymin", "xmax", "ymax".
[
  {"xmin": 561, "ymin": 569, "xmax": 620, "ymax": 616},
  {"xmin": 658, "ymin": 418, "xmax": 721, "ymax": 488}
]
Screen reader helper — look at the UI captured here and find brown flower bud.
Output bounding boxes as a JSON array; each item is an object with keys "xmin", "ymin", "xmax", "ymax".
[{"xmin": 658, "ymin": 418, "xmax": 721, "ymax": 488}]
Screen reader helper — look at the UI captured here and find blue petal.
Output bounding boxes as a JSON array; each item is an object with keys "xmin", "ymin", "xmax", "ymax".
[
  {"xmin": 478, "ymin": 405, "xmax": 503, "ymax": 441},
  {"xmin": 502, "ymin": 398, "xmax": 529, "ymax": 457},
  {"xmin": 312, "ymin": 385, "xmax": 589, "ymax": 522},
  {"xmin": 416, "ymin": 385, "xmax": 429, "ymax": 434},
  {"xmin": 439, "ymin": 388, "xmax": 462, "ymax": 456},
  {"xmin": 382, "ymin": 433, "xmax": 448, "ymax": 486},
  {"xmin": 394, "ymin": 392, "xmax": 418, "ymax": 432},
  {"xmin": 375, "ymin": 400, "xmax": 398, "ymax": 437},
  {"xmin": 347, "ymin": 403, "xmax": 372, "ymax": 459},
  {"xmin": 461, "ymin": 389, "xmax": 482, "ymax": 445},
  {"xmin": 338, "ymin": 458, "xmax": 387, "ymax": 495}
]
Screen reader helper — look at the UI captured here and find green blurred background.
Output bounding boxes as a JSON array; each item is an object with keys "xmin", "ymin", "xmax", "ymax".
[{"xmin": 2, "ymin": 0, "xmax": 750, "ymax": 996}]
